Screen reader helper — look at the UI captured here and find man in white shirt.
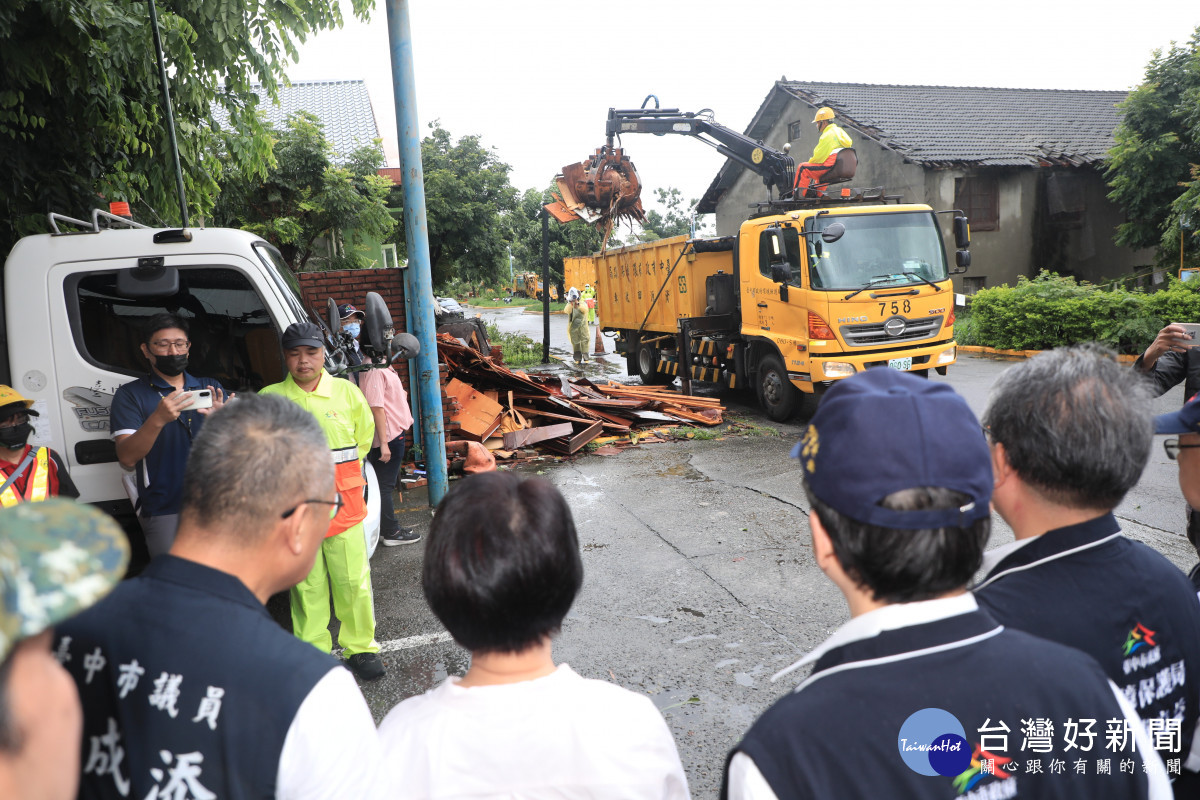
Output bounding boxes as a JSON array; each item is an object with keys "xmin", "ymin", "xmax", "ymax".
[
  {"xmin": 58, "ymin": 394, "xmax": 384, "ymax": 799},
  {"xmin": 724, "ymin": 368, "xmax": 1170, "ymax": 800}
]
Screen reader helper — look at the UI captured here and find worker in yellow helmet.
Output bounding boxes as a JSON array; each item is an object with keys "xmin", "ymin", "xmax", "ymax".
[
  {"xmin": 795, "ymin": 107, "xmax": 853, "ymax": 195},
  {"xmin": 0, "ymin": 385, "xmax": 78, "ymax": 506},
  {"xmin": 580, "ymin": 283, "xmax": 596, "ymax": 325}
]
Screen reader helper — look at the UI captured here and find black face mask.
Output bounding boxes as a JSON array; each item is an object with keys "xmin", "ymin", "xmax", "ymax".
[
  {"xmin": 0, "ymin": 422, "xmax": 32, "ymax": 449},
  {"xmin": 153, "ymin": 354, "xmax": 188, "ymax": 377}
]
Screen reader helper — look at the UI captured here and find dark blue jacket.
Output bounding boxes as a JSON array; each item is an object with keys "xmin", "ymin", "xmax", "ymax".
[
  {"xmin": 975, "ymin": 514, "xmax": 1200, "ymax": 773},
  {"xmin": 57, "ymin": 556, "xmax": 338, "ymax": 800},
  {"xmin": 725, "ymin": 607, "xmax": 1156, "ymax": 799}
]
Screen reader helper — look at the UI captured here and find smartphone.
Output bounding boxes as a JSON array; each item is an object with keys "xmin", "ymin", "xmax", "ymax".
[
  {"xmin": 179, "ymin": 389, "xmax": 214, "ymax": 411},
  {"xmin": 1174, "ymin": 323, "xmax": 1200, "ymax": 346}
]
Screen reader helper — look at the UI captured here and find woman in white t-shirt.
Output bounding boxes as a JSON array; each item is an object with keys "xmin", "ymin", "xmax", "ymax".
[{"xmin": 378, "ymin": 472, "xmax": 690, "ymax": 799}]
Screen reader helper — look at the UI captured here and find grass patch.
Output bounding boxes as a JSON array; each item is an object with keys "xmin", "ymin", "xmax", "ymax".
[
  {"xmin": 723, "ymin": 413, "xmax": 781, "ymax": 438},
  {"xmin": 472, "ymin": 295, "xmax": 553, "ymax": 309},
  {"xmin": 485, "ymin": 322, "xmax": 543, "ymax": 368}
]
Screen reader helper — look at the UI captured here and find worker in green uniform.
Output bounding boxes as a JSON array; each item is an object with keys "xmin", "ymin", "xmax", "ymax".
[
  {"xmin": 260, "ymin": 322, "xmax": 384, "ymax": 681},
  {"xmin": 795, "ymin": 106, "xmax": 853, "ymax": 194},
  {"xmin": 581, "ymin": 283, "xmax": 596, "ymax": 326},
  {"xmin": 566, "ymin": 287, "xmax": 589, "ymax": 364}
]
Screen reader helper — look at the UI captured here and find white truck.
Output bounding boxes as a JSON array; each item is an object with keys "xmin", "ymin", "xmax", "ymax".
[{"xmin": 1, "ymin": 211, "xmax": 398, "ymax": 558}]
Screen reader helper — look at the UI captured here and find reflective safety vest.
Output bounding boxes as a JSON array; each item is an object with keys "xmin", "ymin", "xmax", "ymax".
[{"xmin": 0, "ymin": 447, "xmax": 50, "ymax": 507}]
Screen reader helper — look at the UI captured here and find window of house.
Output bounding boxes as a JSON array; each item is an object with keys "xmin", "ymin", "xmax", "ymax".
[
  {"xmin": 962, "ymin": 276, "xmax": 987, "ymax": 295},
  {"xmin": 954, "ymin": 176, "xmax": 999, "ymax": 232},
  {"xmin": 67, "ymin": 267, "xmax": 285, "ymax": 393},
  {"xmin": 788, "ymin": 120, "xmax": 805, "ymax": 141}
]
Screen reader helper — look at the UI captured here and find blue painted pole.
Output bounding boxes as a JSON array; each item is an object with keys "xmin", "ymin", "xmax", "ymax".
[{"xmin": 386, "ymin": 0, "xmax": 447, "ymax": 506}]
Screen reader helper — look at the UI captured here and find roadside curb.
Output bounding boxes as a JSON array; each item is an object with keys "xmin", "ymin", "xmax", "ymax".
[{"xmin": 960, "ymin": 345, "xmax": 1139, "ymax": 364}]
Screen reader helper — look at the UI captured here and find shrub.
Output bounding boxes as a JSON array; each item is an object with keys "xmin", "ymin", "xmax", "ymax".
[{"xmin": 962, "ymin": 271, "xmax": 1200, "ymax": 354}]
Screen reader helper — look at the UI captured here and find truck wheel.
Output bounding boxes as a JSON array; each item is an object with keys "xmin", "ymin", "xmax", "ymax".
[
  {"xmin": 636, "ymin": 341, "xmax": 671, "ymax": 385},
  {"xmin": 757, "ymin": 354, "xmax": 800, "ymax": 422}
]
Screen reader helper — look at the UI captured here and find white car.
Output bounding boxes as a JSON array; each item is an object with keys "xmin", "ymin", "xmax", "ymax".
[{"xmin": 437, "ymin": 297, "xmax": 464, "ymax": 314}]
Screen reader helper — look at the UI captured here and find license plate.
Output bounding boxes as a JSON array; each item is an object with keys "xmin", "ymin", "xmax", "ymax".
[{"xmin": 888, "ymin": 357, "xmax": 912, "ymax": 371}]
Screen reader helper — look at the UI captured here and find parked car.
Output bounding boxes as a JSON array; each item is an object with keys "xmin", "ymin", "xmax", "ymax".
[{"xmin": 437, "ymin": 296, "xmax": 463, "ymax": 314}]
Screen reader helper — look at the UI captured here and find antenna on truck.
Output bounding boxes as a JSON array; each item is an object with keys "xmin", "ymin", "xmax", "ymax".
[{"xmin": 146, "ymin": 0, "xmax": 190, "ymax": 229}]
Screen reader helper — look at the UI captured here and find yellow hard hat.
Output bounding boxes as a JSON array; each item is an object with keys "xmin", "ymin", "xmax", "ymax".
[
  {"xmin": 813, "ymin": 107, "xmax": 835, "ymax": 123},
  {"xmin": 0, "ymin": 385, "xmax": 34, "ymax": 411}
]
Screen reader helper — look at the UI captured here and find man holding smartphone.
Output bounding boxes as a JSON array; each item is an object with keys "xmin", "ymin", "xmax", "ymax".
[
  {"xmin": 1135, "ymin": 322, "xmax": 1200, "ymax": 557},
  {"xmin": 111, "ymin": 313, "xmax": 226, "ymax": 557}
]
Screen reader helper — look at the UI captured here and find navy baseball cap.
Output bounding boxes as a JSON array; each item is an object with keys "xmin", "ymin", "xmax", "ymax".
[
  {"xmin": 790, "ymin": 369, "xmax": 992, "ymax": 529},
  {"xmin": 281, "ymin": 322, "xmax": 325, "ymax": 349},
  {"xmin": 338, "ymin": 303, "xmax": 363, "ymax": 320},
  {"xmin": 1154, "ymin": 393, "xmax": 1200, "ymax": 435}
]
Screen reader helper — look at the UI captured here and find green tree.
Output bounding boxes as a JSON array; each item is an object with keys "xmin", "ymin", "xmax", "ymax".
[
  {"xmin": 636, "ymin": 187, "xmax": 703, "ymax": 242},
  {"xmin": 507, "ymin": 185, "xmax": 603, "ymax": 292},
  {"xmin": 1106, "ymin": 26, "xmax": 1200, "ymax": 266},
  {"xmin": 0, "ymin": 0, "xmax": 368, "ymax": 255},
  {"xmin": 395, "ymin": 123, "xmax": 518, "ymax": 288},
  {"xmin": 211, "ymin": 112, "xmax": 393, "ymax": 272}
]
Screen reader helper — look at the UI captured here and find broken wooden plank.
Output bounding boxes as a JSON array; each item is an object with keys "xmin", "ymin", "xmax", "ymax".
[
  {"xmin": 444, "ymin": 378, "xmax": 504, "ymax": 441},
  {"xmin": 541, "ymin": 419, "xmax": 604, "ymax": 455},
  {"xmin": 503, "ymin": 422, "xmax": 574, "ymax": 450}
]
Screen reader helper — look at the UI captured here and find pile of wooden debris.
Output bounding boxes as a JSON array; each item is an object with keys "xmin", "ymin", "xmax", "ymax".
[{"xmin": 437, "ymin": 334, "xmax": 722, "ymax": 461}]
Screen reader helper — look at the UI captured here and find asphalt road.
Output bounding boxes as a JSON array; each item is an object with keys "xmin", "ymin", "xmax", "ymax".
[{"xmin": 358, "ymin": 311, "xmax": 1194, "ymax": 797}]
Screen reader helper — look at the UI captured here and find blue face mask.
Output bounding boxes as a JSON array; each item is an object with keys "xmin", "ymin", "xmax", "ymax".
[{"xmin": 344, "ymin": 322, "xmax": 361, "ymax": 338}]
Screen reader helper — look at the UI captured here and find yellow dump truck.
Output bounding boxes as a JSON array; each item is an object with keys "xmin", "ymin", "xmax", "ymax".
[
  {"xmin": 577, "ymin": 193, "xmax": 971, "ymax": 420},
  {"xmin": 511, "ymin": 271, "xmax": 558, "ymax": 301}
]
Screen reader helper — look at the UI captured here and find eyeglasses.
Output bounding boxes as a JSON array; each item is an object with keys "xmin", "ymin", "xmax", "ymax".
[
  {"xmin": 149, "ymin": 339, "xmax": 191, "ymax": 354},
  {"xmin": 0, "ymin": 413, "xmax": 29, "ymax": 428},
  {"xmin": 1164, "ymin": 439, "xmax": 1200, "ymax": 461},
  {"xmin": 280, "ymin": 493, "xmax": 344, "ymax": 520}
]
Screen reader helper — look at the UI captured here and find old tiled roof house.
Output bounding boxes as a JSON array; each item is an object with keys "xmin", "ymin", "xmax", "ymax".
[{"xmin": 698, "ymin": 81, "xmax": 1154, "ymax": 292}]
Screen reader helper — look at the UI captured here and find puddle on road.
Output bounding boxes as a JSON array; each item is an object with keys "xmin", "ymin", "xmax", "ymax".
[
  {"xmin": 651, "ymin": 689, "xmax": 702, "ymax": 714},
  {"xmin": 655, "ymin": 461, "xmax": 711, "ymax": 483}
]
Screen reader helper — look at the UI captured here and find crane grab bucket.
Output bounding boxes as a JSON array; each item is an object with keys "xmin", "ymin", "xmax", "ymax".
[{"xmin": 548, "ymin": 145, "xmax": 647, "ymax": 249}]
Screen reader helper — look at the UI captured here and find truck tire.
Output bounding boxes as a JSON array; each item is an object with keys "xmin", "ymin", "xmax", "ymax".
[
  {"xmin": 756, "ymin": 354, "xmax": 800, "ymax": 422},
  {"xmin": 636, "ymin": 340, "xmax": 672, "ymax": 385}
]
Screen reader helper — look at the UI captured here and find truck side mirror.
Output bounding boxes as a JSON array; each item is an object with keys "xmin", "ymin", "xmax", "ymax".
[
  {"xmin": 821, "ymin": 222, "xmax": 846, "ymax": 243},
  {"xmin": 771, "ymin": 263, "xmax": 793, "ymax": 284},
  {"xmin": 953, "ymin": 216, "xmax": 971, "ymax": 249},
  {"xmin": 952, "ymin": 249, "xmax": 971, "ymax": 274}
]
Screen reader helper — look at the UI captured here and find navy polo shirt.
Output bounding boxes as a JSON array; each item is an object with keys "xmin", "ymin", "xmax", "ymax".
[
  {"xmin": 110, "ymin": 372, "xmax": 223, "ymax": 517},
  {"xmin": 975, "ymin": 513, "xmax": 1200, "ymax": 772}
]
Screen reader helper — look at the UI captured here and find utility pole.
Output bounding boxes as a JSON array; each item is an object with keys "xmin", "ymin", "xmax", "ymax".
[
  {"xmin": 541, "ymin": 208, "xmax": 551, "ymax": 364},
  {"xmin": 385, "ymin": 0, "xmax": 447, "ymax": 506}
]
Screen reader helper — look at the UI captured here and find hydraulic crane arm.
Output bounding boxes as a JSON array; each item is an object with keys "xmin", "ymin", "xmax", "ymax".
[{"xmin": 605, "ymin": 107, "xmax": 796, "ymax": 199}]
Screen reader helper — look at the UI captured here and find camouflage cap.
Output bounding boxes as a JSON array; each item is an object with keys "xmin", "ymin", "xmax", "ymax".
[{"xmin": 0, "ymin": 499, "xmax": 128, "ymax": 661}]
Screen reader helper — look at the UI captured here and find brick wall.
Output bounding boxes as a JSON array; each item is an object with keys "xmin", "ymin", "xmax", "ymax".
[{"xmin": 297, "ymin": 270, "xmax": 457, "ymax": 457}]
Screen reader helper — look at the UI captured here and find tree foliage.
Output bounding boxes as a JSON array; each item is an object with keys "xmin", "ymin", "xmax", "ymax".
[
  {"xmin": 1106, "ymin": 26, "xmax": 1200, "ymax": 266},
  {"xmin": 0, "ymin": 0, "xmax": 369, "ymax": 255},
  {"xmin": 636, "ymin": 187, "xmax": 705, "ymax": 242},
  {"xmin": 395, "ymin": 123, "xmax": 518, "ymax": 288},
  {"xmin": 211, "ymin": 111, "xmax": 394, "ymax": 272},
  {"xmin": 506, "ymin": 186, "xmax": 604, "ymax": 292}
]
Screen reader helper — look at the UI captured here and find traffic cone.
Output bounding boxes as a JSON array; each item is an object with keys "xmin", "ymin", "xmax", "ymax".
[{"xmin": 593, "ymin": 320, "xmax": 605, "ymax": 355}]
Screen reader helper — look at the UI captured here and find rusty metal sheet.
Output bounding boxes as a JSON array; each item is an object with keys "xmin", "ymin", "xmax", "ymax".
[
  {"xmin": 502, "ymin": 423, "xmax": 574, "ymax": 450},
  {"xmin": 445, "ymin": 378, "xmax": 504, "ymax": 442}
]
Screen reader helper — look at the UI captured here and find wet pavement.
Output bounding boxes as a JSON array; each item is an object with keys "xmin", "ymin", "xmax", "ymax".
[{"xmin": 356, "ymin": 331, "xmax": 1196, "ymax": 797}]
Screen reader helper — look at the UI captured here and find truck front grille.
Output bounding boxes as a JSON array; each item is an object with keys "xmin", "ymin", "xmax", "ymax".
[{"xmin": 839, "ymin": 315, "xmax": 944, "ymax": 347}]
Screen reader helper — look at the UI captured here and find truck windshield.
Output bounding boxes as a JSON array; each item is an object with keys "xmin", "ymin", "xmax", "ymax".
[
  {"xmin": 806, "ymin": 211, "xmax": 949, "ymax": 291},
  {"xmin": 253, "ymin": 243, "xmax": 310, "ymax": 322}
]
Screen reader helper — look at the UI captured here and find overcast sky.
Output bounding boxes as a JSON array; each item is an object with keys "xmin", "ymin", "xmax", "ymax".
[{"xmin": 288, "ymin": 1, "xmax": 1200, "ymax": 217}]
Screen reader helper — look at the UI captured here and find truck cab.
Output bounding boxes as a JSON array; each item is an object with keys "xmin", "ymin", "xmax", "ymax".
[
  {"xmin": 740, "ymin": 204, "xmax": 958, "ymax": 410},
  {"xmin": 1, "ymin": 218, "xmax": 382, "ymax": 553}
]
